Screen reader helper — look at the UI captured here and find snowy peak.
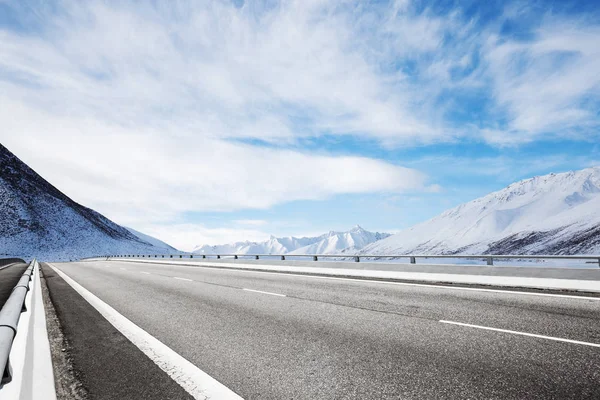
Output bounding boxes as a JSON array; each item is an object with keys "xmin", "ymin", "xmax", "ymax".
[
  {"xmin": 485, "ymin": 167, "xmax": 600, "ymax": 205},
  {"xmin": 290, "ymin": 227, "xmax": 391, "ymax": 254},
  {"xmin": 349, "ymin": 224, "xmax": 366, "ymax": 233},
  {"xmin": 362, "ymin": 167, "xmax": 600, "ymax": 256},
  {"xmin": 192, "ymin": 226, "xmax": 391, "ymax": 255}
]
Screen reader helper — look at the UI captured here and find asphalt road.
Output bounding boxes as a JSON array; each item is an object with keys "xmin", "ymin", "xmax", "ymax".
[
  {"xmin": 48, "ymin": 260, "xmax": 600, "ymax": 399},
  {"xmin": 0, "ymin": 258, "xmax": 27, "ymax": 309}
]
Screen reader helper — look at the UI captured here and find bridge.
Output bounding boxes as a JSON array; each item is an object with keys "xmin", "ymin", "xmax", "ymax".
[{"xmin": 1, "ymin": 255, "xmax": 599, "ymax": 399}]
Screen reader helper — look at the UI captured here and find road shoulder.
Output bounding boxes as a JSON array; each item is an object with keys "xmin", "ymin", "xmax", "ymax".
[{"xmin": 41, "ymin": 263, "xmax": 193, "ymax": 400}]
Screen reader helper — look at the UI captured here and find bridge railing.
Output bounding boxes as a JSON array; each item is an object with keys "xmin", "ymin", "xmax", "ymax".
[
  {"xmin": 87, "ymin": 254, "xmax": 600, "ymax": 267},
  {"xmin": 0, "ymin": 260, "xmax": 34, "ymax": 388}
]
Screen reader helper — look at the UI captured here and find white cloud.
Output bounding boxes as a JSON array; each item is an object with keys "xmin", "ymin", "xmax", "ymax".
[
  {"xmin": 0, "ymin": 0, "xmax": 453, "ymax": 146},
  {"xmin": 1, "ymin": 98, "xmax": 430, "ymax": 223},
  {"xmin": 484, "ymin": 19, "xmax": 600, "ymax": 141}
]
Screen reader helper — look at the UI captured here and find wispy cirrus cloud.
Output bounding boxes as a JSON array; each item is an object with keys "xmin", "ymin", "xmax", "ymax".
[
  {"xmin": 483, "ymin": 18, "xmax": 600, "ymax": 144},
  {"xmin": 1, "ymin": 1, "xmax": 439, "ymax": 228}
]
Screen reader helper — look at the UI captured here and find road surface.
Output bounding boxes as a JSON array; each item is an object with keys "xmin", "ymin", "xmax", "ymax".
[{"xmin": 44, "ymin": 259, "xmax": 600, "ymax": 399}]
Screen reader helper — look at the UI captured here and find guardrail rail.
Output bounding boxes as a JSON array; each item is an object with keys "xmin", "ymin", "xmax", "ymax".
[
  {"xmin": 88, "ymin": 253, "xmax": 600, "ymax": 267},
  {"xmin": 0, "ymin": 260, "xmax": 35, "ymax": 388}
]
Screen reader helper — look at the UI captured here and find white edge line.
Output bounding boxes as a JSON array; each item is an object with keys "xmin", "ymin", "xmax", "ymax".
[
  {"xmin": 32, "ymin": 260, "xmax": 58, "ymax": 399},
  {"xmin": 174, "ymin": 277, "xmax": 193, "ymax": 281},
  {"xmin": 140, "ymin": 272, "xmax": 150, "ymax": 275},
  {"xmin": 439, "ymin": 320, "xmax": 600, "ymax": 348},
  {"xmin": 115, "ymin": 260, "xmax": 600, "ymax": 301},
  {"xmin": 0, "ymin": 262, "xmax": 18, "ymax": 271},
  {"xmin": 47, "ymin": 263, "xmax": 243, "ymax": 400},
  {"xmin": 242, "ymin": 288, "xmax": 286, "ymax": 297}
]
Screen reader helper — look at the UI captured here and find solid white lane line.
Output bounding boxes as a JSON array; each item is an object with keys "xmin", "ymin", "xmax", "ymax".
[
  {"xmin": 140, "ymin": 272, "xmax": 151, "ymax": 275},
  {"xmin": 0, "ymin": 262, "xmax": 18, "ymax": 271},
  {"xmin": 48, "ymin": 264, "xmax": 243, "ymax": 400},
  {"xmin": 440, "ymin": 320, "xmax": 600, "ymax": 348},
  {"xmin": 120, "ymin": 260, "xmax": 600, "ymax": 301},
  {"xmin": 174, "ymin": 277, "xmax": 193, "ymax": 282},
  {"xmin": 242, "ymin": 288, "xmax": 286, "ymax": 297}
]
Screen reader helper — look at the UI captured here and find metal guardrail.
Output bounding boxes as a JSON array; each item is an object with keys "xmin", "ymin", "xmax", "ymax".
[
  {"xmin": 94, "ymin": 253, "xmax": 600, "ymax": 267},
  {"xmin": 0, "ymin": 260, "xmax": 35, "ymax": 388}
]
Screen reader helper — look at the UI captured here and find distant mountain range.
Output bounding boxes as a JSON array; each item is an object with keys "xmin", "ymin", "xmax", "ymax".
[
  {"xmin": 362, "ymin": 167, "xmax": 600, "ymax": 256},
  {"xmin": 3, "ymin": 140, "xmax": 598, "ymax": 261},
  {"xmin": 0, "ymin": 144, "xmax": 176, "ymax": 261},
  {"xmin": 192, "ymin": 225, "xmax": 391, "ymax": 255}
]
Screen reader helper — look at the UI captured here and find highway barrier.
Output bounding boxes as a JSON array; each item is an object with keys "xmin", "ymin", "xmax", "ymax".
[
  {"xmin": 0, "ymin": 260, "xmax": 34, "ymax": 388},
  {"xmin": 85, "ymin": 253, "xmax": 600, "ymax": 267}
]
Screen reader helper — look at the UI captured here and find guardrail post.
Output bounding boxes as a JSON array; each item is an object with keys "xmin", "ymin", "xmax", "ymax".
[
  {"xmin": 597, "ymin": 258, "xmax": 600, "ymax": 267},
  {"xmin": 170, "ymin": 255, "xmax": 173, "ymax": 258},
  {"xmin": 190, "ymin": 255, "xmax": 193, "ymax": 258},
  {"xmin": 179, "ymin": 255, "xmax": 182, "ymax": 258},
  {"xmin": 313, "ymin": 256, "xmax": 318, "ymax": 261},
  {"xmin": 255, "ymin": 255, "xmax": 259, "ymax": 260},
  {"xmin": 281, "ymin": 255, "xmax": 285, "ymax": 261},
  {"xmin": 217, "ymin": 255, "xmax": 221, "ymax": 259},
  {"xmin": 410, "ymin": 256, "xmax": 416, "ymax": 264},
  {"xmin": 487, "ymin": 257, "xmax": 494, "ymax": 266},
  {"xmin": 202, "ymin": 255, "xmax": 206, "ymax": 259},
  {"xmin": 355, "ymin": 256, "xmax": 360, "ymax": 262},
  {"xmin": 234, "ymin": 255, "xmax": 238, "ymax": 259}
]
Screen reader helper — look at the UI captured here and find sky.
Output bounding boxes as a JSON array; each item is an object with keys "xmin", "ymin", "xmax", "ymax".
[{"xmin": 1, "ymin": 0, "xmax": 600, "ymax": 251}]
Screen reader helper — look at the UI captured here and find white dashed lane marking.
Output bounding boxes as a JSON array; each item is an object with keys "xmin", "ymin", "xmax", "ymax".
[
  {"xmin": 440, "ymin": 320, "xmax": 600, "ymax": 348},
  {"xmin": 242, "ymin": 288, "xmax": 286, "ymax": 297}
]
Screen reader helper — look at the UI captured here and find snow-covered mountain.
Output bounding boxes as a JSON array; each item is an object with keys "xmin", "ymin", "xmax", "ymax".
[
  {"xmin": 361, "ymin": 167, "xmax": 600, "ymax": 256},
  {"xmin": 192, "ymin": 225, "xmax": 391, "ymax": 255},
  {"xmin": 0, "ymin": 143, "xmax": 177, "ymax": 261},
  {"xmin": 289, "ymin": 226, "xmax": 391, "ymax": 254}
]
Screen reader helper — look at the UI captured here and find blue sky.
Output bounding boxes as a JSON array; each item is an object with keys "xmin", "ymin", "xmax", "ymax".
[{"xmin": 1, "ymin": 0, "xmax": 600, "ymax": 250}]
